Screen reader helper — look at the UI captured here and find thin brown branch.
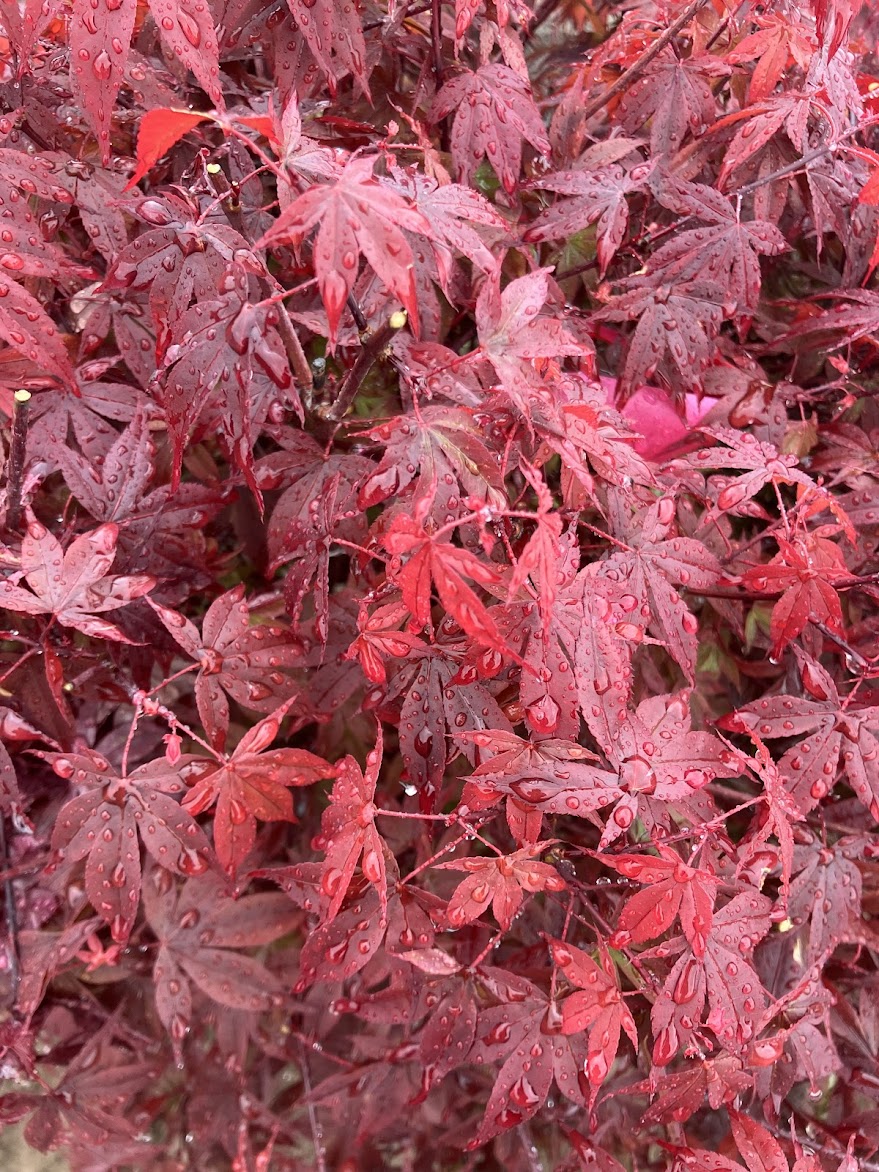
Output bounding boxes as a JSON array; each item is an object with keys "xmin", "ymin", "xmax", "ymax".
[
  {"xmin": 5, "ymin": 389, "xmax": 31, "ymax": 533},
  {"xmin": 0, "ymin": 814, "xmax": 20, "ymax": 1009},
  {"xmin": 325, "ymin": 312, "xmax": 407, "ymax": 421},
  {"xmin": 578, "ymin": 0, "xmax": 709, "ymax": 124}
]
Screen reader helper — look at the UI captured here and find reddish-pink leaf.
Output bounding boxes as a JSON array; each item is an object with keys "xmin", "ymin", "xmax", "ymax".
[{"xmin": 124, "ymin": 108, "xmax": 211, "ymax": 190}]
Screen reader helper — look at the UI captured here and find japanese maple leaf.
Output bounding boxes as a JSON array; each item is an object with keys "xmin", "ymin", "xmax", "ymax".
[
  {"xmin": 716, "ymin": 93, "xmax": 810, "ymax": 190},
  {"xmin": 143, "ymin": 869, "xmax": 294, "ymax": 1056},
  {"xmin": 44, "ymin": 749, "xmax": 212, "ymax": 942},
  {"xmin": 70, "ymin": 0, "xmax": 222, "ymax": 162},
  {"xmin": 637, "ymin": 1054, "xmax": 753, "ymax": 1124},
  {"xmin": 182, "ymin": 700, "xmax": 336, "ymax": 875},
  {"xmin": 102, "ymin": 193, "xmax": 250, "ymax": 342},
  {"xmin": 619, "ymin": 51, "xmax": 726, "ymax": 155},
  {"xmin": 789, "ymin": 838, "xmax": 863, "ymax": 963},
  {"xmin": 257, "ymin": 156, "xmax": 431, "ymax": 346},
  {"xmin": 285, "ymin": 0, "xmax": 370, "ymax": 96},
  {"xmin": 54, "ymin": 405, "xmax": 226, "ymax": 585},
  {"xmin": 506, "ymin": 462, "xmax": 563, "ymax": 641},
  {"xmin": 0, "ymin": 274, "xmax": 76, "ymax": 387},
  {"xmin": 741, "ymin": 533, "xmax": 849, "ymax": 659},
  {"xmin": 157, "ymin": 267, "xmax": 300, "ymax": 492},
  {"xmin": 550, "ymin": 940, "xmax": 638, "ymax": 1106},
  {"xmin": 553, "ymin": 377, "xmax": 656, "ymax": 488},
  {"xmin": 348, "ymin": 598, "xmax": 427, "ymax": 686},
  {"xmin": 262, "ymin": 430, "xmax": 370, "ymax": 646},
  {"xmin": 0, "ymin": 519, "xmax": 154, "ymax": 643},
  {"xmin": 650, "ymin": 892, "xmax": 773, "ymax": 1064},
  {"xmin": 149, "ymin": 586, "xmax": 304, "ymax": 752},
  {"xmin": 388, "ymin": 164, "xmax": 510, "ymax": 279},
  {"xmin": 467, "ymin": 967, "xmax": 590, "ymax": 1145},
  {"xmin": 268, "ymin": 871, "xmax": 393, "ymax": 992},
  {"xmin": 356, "ymin": 405, "xmax": 504, "ymax": 513},
  {"xmin": 677, "ymin": 1108, "xmax": 824, "ymax": 1171},
  {"xmin": 594, "ymin": 275, "xmax": 725, "ymax": 397},
  {"xmin": 383, "ymin": 514, "xmax": 507, "ymax": 656},
  {"xmin": 315, "ymin": 726, "xmax": 389, "ymax": 925},
  {"xmin": 389, "ymin": 652, "xmax": 511, "ymax": 812},
  {"xmin": 438, "ymin": 842, "xmax": 566, "ymax": 930},
  {"xmin": 475, "ymin": 268, "xmax": 591, "ymax": 417},
  {"xmin": 720, "ymin": 655, "xmax": 879, "ymax": 823},
  {"xmin": 597, "ymin": 493, "xmax": 722, "ymax": 681},
  {"xmin": 682, "ymin": 428, "xmax": 824, "ymax": 516},
  {"xmin": 463, "ymin": 729, "xmax": 621, "ymax": 836},
  {"xmin": 649, "ymin": 176, "xmax": 787, "ymax": 320},
  {"xmin": 593, "ymin": 692, "xmax": 730, "ymax": 845},
  {"xmin": 727, "ymin": 14, "xmax": 815, "ymax": 103},
  {"xmin": 607, "ymin": 844, "xmax": 717, "ymax": 957},
  {"xmin": 525, "ymin": 161, "xmax": 651, "ymax": 275},
  {"xmin": 430, "ymin": 63, "xmax": 551, "ymax": 193}
]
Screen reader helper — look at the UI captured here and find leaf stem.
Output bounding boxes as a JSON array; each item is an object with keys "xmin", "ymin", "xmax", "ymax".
[
  {"xmin": 5, "ymin": 390, "xmax": 31, "ymax": 533},
  {"xmin": 0, "ymin": 813, "xmax": 20, "ymax": 1009},
  {"xmin": 431, "ymin": 0, "xmax": 444, "ymax": 88}
]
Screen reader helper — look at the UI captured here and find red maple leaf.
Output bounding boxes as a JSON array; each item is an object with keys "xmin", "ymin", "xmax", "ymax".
[
  {"xmin": 0, "ymin": 518, "xmax": 154, "ymax": 643},
  {"xmin": 70, "ymin": 0, "xmax": 222, "ymax": 162},
  {"xmin": 650, "ymin": 892, "xmax": 774, "ymax": 1065},
  {"xmin": 149, "ymin": 585, "xmax": 305, "ymax": 751},
  {"xmin": 143, "ymin": 869, "xmax": 293, "ymax": 1058},
  {"xmin": 466, "ymin": 967, "xmax": 590, "ymax": 1145},
  {"xmin": 257, "ymin": 156, "xmax": 431, "ymax": 347},
  {"xmin": 182, "ymin": 699, "xmax": 336, "ymax": 876},
  {"xmin": 313, "ymin": 726, "xmax": 389, "ymax": 925},
  {"xmin": 438, "ymin": 841, "xmax": 566, "ymax": 930},
  {"xmin": 726, "ymin": 14, "xmax": 815, "ymax": 103},
  {"xmin": 741, "ymin": 532, "xmax": 850, "ymax": 659},
  {"xmin": 45, "ymin": 749, "xmax": 212, "ymax": 941},
  {"xmin": 721, "ymin": 655, "xmax": 879, "ymax": 824},
  {"xmin": 607, "ymin": 844, "xmax": 717, "ymax": 957},
  {"xmin": 383, "ymin": 514, "xmax": 507, "ymax": 656},
  {"xmin": 525, "ymin": 160, "xmax": 651, "ymax": 275},
  {"xmin": 430, "ymin": 63, "xmax": 550, "ymax": 193},
  {"xmin": 619, "ymin": 51, "xmax": 726, "ymax": 155},
  {"xmin": 475, "ymin": 268, "xmax": 591, "ymax": 417},
  {"xmin": 550, "ymin": 939, "xmax": 638, "ymax": 1106}
]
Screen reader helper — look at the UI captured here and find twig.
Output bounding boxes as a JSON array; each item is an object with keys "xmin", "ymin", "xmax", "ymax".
[
  {"xmin": 5, "ymin": 389, "xmax": 31, "ymax": 533},
  {"xmin": 298, "ymin": 1039, "xmax": 327, "ymax": 1172},
  {"xmin": 0, "ymin": 814, "xmax": 20, "ymax": 1009},
  {"xmin": 578, "ymin": 0, "xmax": 709, "ymax": 123},
  {"xmin": 431, "ymin": 0, "xmax": 444, "ymax": 87},
  {"xmin": 528, "ymin": 0, "xmax": 563, "ymax": 37},
  {"xmin": 325, "ymin": 310, "xmax": 408, "ymax": 421}
]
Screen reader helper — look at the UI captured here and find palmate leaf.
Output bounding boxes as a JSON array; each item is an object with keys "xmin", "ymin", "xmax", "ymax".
[
  {"xmin": 143, "ymin": 868, "xmax": 294, "ymax": 1054},
  {"xmin": 650, "ymin": 175, "xmax": 788, "ymax": 319},
  {"xmin": 69, "ymin": 0, "xmax": 222, "ymax": 162},
  {"xmin": 149, "ymin": 586, "xmax": 304, "ymax": 750},
  {"xmin": 551, "ymin": 940, "xmax": 637, "ymax": 1104},
  {"xmin": 0, "ymin": 519, "xmax": 154, "ymax": 643},
  {"xmin": 526, "ymin": 161, "xmax": 651, "ymax": 275},
  {"xmin": 438, "ymin": 841, "xmax": 566, "ymax": 930},
  {"xmin": 467, "ymin": 969, "xmax": 590, "ymax": 1145},
  {"xmin": 45, "ymin": 750, "xmax": 212, "ymax": 941},
  {"xmin": 383, "ymin": 515, "xmax": 508, "ymax": 656},
  {"xmin": 257, "ymin": 156, "xmax": 431, "ymax": 347},
  {"xmin": 595, "ymin": 275, "xmax": 724, "ymax": 397},
  {"xmin": 181, "ymin": 699, "xmax": 337, "ymax": 875},
  {"xmin": 430, "ymin": 63, "xmax": 550, "ymax": 193}
]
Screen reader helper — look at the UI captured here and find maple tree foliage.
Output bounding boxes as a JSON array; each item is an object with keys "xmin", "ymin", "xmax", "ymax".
[{"xmin": 3, "ymin": 0, "xmax": 879, "ymax": 1166}]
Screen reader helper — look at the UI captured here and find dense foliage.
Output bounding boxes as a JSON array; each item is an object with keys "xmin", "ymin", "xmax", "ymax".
[{"xmin": 1, "ymin": 0, "xmax": 879, "ymax": 1167}]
